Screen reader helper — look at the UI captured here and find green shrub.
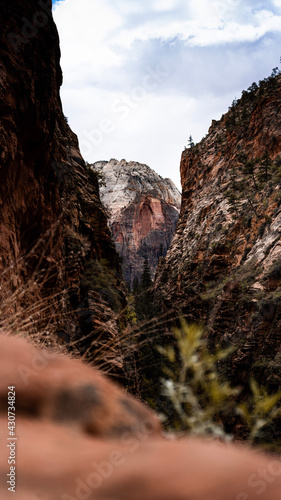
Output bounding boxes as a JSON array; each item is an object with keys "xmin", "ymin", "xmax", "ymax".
[
  {"xmin": 258, "ymin": 222, "xmax": 266, "ymax": 238},
  {"xmin": 159, "ymin": 321, "xmax": 281, "ymax": 447},
  {"xmin": 158, "ymin": 321, "xmax": 238, "ymax": 438},
  {"xmin": 81, "ymin": 259, "xmax": 122, "ymax": 312},
  {"xmin": 265, "ymin": 259, "xmax": 281, "ymax": 280}
]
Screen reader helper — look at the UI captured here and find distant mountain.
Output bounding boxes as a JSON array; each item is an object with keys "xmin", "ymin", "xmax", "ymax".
[{"xmin": 94, "ymin": 159, "xmax": 181, "ymax": 286}]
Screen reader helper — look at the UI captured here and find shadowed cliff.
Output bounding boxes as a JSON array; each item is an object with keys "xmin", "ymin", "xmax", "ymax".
[{"xmin": 0, "ymin": 0, "xmax": 126, "ymax": 373}]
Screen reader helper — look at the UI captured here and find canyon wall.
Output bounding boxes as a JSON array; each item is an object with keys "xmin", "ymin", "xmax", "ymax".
[
  {"xmin": 0, "ymin": 0, "xmax": 125, "ymax": 372},
  {"xmin": 94, "ymin": 159, "xmax": 181, "ymax": 286},
  {"xmin": 155, "ymin": 73, "xmax": 281, "ymax": 388}
]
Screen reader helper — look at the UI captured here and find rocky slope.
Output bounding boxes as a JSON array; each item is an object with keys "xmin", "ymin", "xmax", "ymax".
[
  {"xmin": 94, "ymin": 159, "xmax": 181, "ymax": 286},
  {"xmin": 0, "ymin": 0, "xmax": 126, "ymax": 372},
  {"xmin": 155, "ymin": 73, "xmax": 281, "ymax": 388},
  {"xmin": 1, "ymin": 333, "xmax": 281, "ymax": 500}
]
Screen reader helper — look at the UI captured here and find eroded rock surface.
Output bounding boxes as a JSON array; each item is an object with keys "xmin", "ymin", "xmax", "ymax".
[
  {"xmin": 0, "ymin": 334, "xmax": 160, "ymax": 437},
  {"xmin": 155, "ymin": 74, "xmax": 281, "ymax": 388},
  {"xmin": 94, "ymin": 159, "xmax": 181, "ymax": 285},
  {"xmin": 0, "ymin": 0, "xmax": 125, "ymax": 370},
  {"xmin": 1, "ymin": 333, "xmax": 281, "ymax": 500}
]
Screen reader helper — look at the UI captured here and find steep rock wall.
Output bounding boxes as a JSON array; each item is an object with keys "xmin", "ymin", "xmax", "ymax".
[
  {"xmin": 155, "ymin": 74, "xmax": 281, "ymax": 387},
  {"xmin": 0, "ymin": 0, "xmax": 125, "ymax": 372}
]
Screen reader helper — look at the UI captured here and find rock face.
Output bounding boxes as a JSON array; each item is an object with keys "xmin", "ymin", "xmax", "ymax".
[
  {"xmin": 1, "ymin": 333, "xmax": 281, "ymax": 500},
  {"xmin": 94, "ymin": 159, "xmax": 181, "ymax": 286},
  {"xmin": 0, "ymin": 0, "xmax": 126, "ymax": 370},
  {"xmin": 155, "ymin": 74, "xmax": 281, "ymax": 387}
]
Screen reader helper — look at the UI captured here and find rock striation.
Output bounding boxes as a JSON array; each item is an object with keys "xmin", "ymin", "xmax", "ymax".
[
  {"xmin": 94, "ymin": 159, "xmax": 181, "ymax": 286},
  {"xmin": 155, "ymin": 73, "xmax": 281, "ymax": 389},
  {"xmin": 1, "ymin": 332, "xmax": 281, "ymax": 500},
  {"xmin": 0, "ymin": 0, "xmax": 126, "ymax": 371}
]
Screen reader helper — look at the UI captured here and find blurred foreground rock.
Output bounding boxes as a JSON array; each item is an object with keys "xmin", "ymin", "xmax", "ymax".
[{"xmin": 0, "ymin": 333, "xmax": 281, "ymax": 500}]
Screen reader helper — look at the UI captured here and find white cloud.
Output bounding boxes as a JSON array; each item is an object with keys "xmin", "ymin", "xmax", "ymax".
[
  {"xmin": 105, "ymin": 2, "xmax": 281, "ymax": 49},
  {"xmin": 54, "ymin": 0, "xmax": 123, "ymax": 74},
  {"xmin": 53, "ymin": 0, "xmax": 281, "ymax": 189}
]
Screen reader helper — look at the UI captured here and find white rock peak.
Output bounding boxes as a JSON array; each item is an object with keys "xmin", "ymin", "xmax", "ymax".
[{"xmin": 93, "ymin": 158, "xmax": 181, "ymax": 223}]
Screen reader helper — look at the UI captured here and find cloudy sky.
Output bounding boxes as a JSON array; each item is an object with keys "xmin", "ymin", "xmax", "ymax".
[{"xmin": 53, "ymin": 0, "xmax": 281, "ymax": 189}]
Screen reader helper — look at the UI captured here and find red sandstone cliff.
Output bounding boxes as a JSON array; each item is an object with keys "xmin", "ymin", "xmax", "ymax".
[
  {"xmin": 0, "ymin": 0, "xmax": 125, "ymax": 371},
  {"xmin": 155, "ymin": 73, "xmax": 281, "ymax": 389},
  {"xmin": 94, "ymin": 159, "xmax": 181, "ymax": 286}
]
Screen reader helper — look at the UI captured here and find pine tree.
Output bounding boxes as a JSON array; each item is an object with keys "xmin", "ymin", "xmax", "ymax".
[
  {"xmin": 134, "ymin": 259, "xmax": 154, "ymax": 320},
  {"xmin": 132, "ymin": 276, "xmax": 140, "ymax": 296},
  {"xmin": 188, "ymin": 135, "xmax": 195, "ymax": 149},
  {"xmin": 141, "ymin": 258, "xmax": 152, "ymax": 290}
]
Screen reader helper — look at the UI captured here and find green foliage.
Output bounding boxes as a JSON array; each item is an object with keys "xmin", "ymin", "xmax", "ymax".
[
  {"xmin": 85, "ymin": 162, "xmax": 106, "ymax": 187},
  {"xmin": 200, "ymin": 260, "xmax": 258, "ymax": 303},
  {"xmin": 264, "ymin": 259, "xmax": 281, "ymax": 280},
  {"xmin": 225, "ymin": 150, "xmax": 281, "ymax": 224},
  {"xmin": 224, "ymin": 70, "xmax": 280, "ymax": 134},
  {"xmin": 118, "ymin": 294, "xmax": 137, "ymax": 331},
  {"xmin": 141, "ymin": 258, "xmax": 152, "ymax": 289},
  {"xmin": 159, "ymin": 321, "xmax": 237, "ymax": 438},
  {"xmin": 258, "ymin": 222, "xmax": 266, "ymax": 238},
  {"xmin": 238, "ymin": 379, "xmax": 281, "ymax": 443},
  {"xmin": 254, "ymin": 351, "xmax": 281, "ymax": 387},
  {"xmin": 159, "ymin": 321, "xmax": 281, "ymax": 447},
  {"xmin": 275, "ymin": 191, "xmax": 281, "ymax": 206},
  {"xmin": 187, "ymin": 135, "xmax": 195, "ymax": 149},
  {"xmin": 81, "ymin": 259, "xmax": 122, "ymax": 312},
  {"xmin": 132, "ymin": 276, "xmax": 140, "ymax": 296},
  {"xmin": 133, "ymin": 259, "xmax": 155, "ymax": 321}
]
